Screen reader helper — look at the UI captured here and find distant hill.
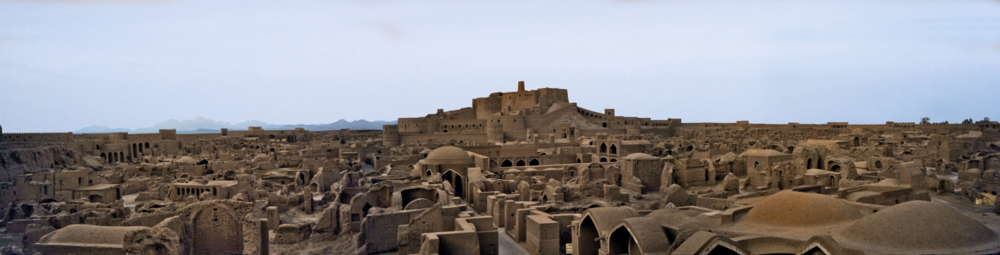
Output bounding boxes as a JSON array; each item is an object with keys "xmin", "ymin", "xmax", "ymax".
[{"xmin": 75, "ymin": 117, "xmax": 396, "ymax": 134}]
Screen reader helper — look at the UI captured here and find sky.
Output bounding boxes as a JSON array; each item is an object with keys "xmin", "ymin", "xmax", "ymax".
[{"xmin": 1, "ymin": 0, "xmax": 999, "ymax": 133}]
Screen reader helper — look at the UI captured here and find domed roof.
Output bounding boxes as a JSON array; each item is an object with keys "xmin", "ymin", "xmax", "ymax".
[
  {"xmin": 38, "ymin": 225, "xmax": 150, "ymax": 246},
  {"xmin": 624, "ymin": 153, "xmax": 657, "ymax": 160},
  {"xmin": 175, "ymin": 156, "xmax": 198, "ymax": 165},
  {"xmin": 740, "ymin": 190, "xmax": 862, "ymax": 227},
  {"xmin": 743, "ymin": 149, "xmax": 788, "ymax": 157},
  {"xmin": 505, "ymin": 169, "xmax": 521, "ymax": 174},
  {"xmin": 840, "ymin": 201, "xmax": 999, "ymax": 253},
  {"xmin": 424, "ymin": 146, "xmax": 472, "ymax": 165},
  {"xmin": 524, "ymin": 168, "xmax": 538, "ymax": 172}
]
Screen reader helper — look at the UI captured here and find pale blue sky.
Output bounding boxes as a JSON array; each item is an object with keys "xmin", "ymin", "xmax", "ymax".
[{"xmin": 2, "ymin": 0, "xmax": 999, "ymax": 132}]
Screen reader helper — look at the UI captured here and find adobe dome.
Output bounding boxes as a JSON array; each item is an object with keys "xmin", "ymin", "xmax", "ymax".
[
  {"xmin": 624, "ymin": 153, "xmax": 657, "ymax": 160},
  {"xmin": 742, "ymin": 149, "xmax": 788, "ymax": 157},
  {"xmin": 175, "ymin": 156, "xmax": 198, "ymax": 165},
  {"xmin": 840, "ymin": 201, "xmax": 999, "ymax": 253},
  {"xmin": 740, "ymin": 190, "xmax": 861, "ymax": 227},
  {"xmin": 38, "ymin": 225, "xmax": 150, "ymax": 246},
  {"xmin": 424, "ymin": 146, "xmax": 472, "ymax": 165}
]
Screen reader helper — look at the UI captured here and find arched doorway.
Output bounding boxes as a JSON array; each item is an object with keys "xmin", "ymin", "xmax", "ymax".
[
  {"xmin": 610, "ymin": 144, "xmax": 617, "ymax": 154},
  {"xmin": 88, "ymin": 194, "xmax": 104, "ymax": 203},
  {"xmin": 447, "ymin": 172, "xmax": 464, "ymax": 199},
  {"xmin": 578, "ymin": 216, "xmax": 600, "ymax": 255},
  {"xmin": 193, "ymin": 205, "xmax": 243, "ymax": 254},
  {"xmin": 807, "ymin": 158, "xmax": 813, "ymax": 169},
  {"xmin": 501, "ymin": 160, "xmax": 513, "ymax": 167},
  {"xmin": 490, "ymin": 160, "xmax": 498, "ymax": 168},
  {"xmin": 608, "ymin": 226, "xmax": 638, "ymax": 255},
  {"xmin": 600, "ymin": 143, "xmax": 608, "ymax": 153},
  {"xmin": 529, "ymin": 159, "xmax": 539, "ymax": 166},
  {"xmin": 853, "ymin": 137, "xmax": 860, "ymax": 146},
  {"xmin": 516, "ymin": 160, "xmax": 526, "ymax": 166},
  {"xmin": 600, "ymin": 157, "xmax": 608, "ymax": 162}
]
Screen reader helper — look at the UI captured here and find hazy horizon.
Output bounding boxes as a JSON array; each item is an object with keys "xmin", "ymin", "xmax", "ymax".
[{"xmin": 2, "ymin": 0, "xmax": 999, "ymax": 133}]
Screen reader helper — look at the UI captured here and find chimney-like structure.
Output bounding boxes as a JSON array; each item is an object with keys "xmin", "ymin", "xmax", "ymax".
[{"xmin": 518, "ymin": 81, "xmax": 525, "ymax": 92}]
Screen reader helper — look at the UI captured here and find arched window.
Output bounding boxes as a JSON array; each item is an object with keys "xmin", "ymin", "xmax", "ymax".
[
  {"xmin": 516, "ymin": 160, "xmax": 526, "ymax": 166},
  {"xmin": 610, "ymin": 144, "xmax": 618, "ymax": 154},
  {"xmin": 600, "ymin": 143, "xmax": 607, "ymax": 153}
]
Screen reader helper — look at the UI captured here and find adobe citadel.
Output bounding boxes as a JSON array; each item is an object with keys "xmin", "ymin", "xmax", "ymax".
[{"xmin": 1, "ymin": 82, "xmax": 999, "ymax": 255}]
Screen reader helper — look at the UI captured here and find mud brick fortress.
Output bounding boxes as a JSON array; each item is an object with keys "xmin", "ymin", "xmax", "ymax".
[{"xmin": 1, "ymin": 82, "xmax": 999, "ymax": 255}]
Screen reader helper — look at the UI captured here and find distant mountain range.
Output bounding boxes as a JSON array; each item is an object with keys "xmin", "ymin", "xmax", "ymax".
[{"xmin": 75, "ymin": 117, "xmax": 396, "ymax": 134}]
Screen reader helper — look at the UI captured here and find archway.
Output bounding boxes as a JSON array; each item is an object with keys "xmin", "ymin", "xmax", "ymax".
[
  {"xmin": 610, "ymin": 158, "xmax": 617, "ymax": 162},
  {"xmin": 193, "ymin": 204, "xmax": 243, "ymax": 254},
  {"xmin": 362, "ymin": 203, "xmax": 373, "ymax": 218},
  {"xmin": 452, "ymin": 173, "xmax": 464, "ymax": 199},
  {"xmin": 807, "ymin": 158, "xmax": 813, "ymax": 169},
  {"xmin": 830, "ymin": 164, "xmax": 841, "ymax": 172},
  {"xmin": 577, "ymin": 158, "xmax": 582, "ymax": 163},
  {"xmin": 853, "ymin": 137, "xmax": 860, "ymax": 146},
  {"xmin": 88, "ymin": 194, "xmax": 104, "ymax": 203},
  {"xmin": 600, "ymin": 143, "xmax": 607, "ymax": 153},
  {"xmin": 501, "ymin": 160, "xmax": 513, "ymax": 167},
  {"xmin": 490, "ymin": 160, "xmax": 498, "ymax": 168},
  {"xmin": 516, "ymin": 160, "xmax": 526, "ymax": 166},
  {"xmin": 707, "ymin": 244, "xmax": 740, "ymax": 255},
  {"xmin": 578, "ymin": 216, "xmax": 600, "ymax": 255},
  {"xmin": 610, "ymin": 144, "xmax": 617, "ymax": 154},
  {"xmin": 529, "ymin": 159, "xmax": 539, "ymax": 166},
  {"xmin": 600, "ymin": 157, "xmax": 608, "ymax": 162},
  {"xmin": 608, "ymin": 226, "xmax": 639, "ymax": 255}
]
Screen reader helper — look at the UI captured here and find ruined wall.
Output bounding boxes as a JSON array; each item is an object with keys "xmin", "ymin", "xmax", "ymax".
[{"xmin": 0, "ymin": 146, "xmax": 81, "ymax": 182}]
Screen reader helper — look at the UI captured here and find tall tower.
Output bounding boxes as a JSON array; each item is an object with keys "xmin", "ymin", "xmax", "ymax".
[
  {"xmin": 518, "ymin": 81, "xmax": 525, "ymax": 92},
  {"xmin": 487, "ymin": 121, "xmax": 504, "ymax": 143},
  {"xmin": 383, "ymin": 125, "xmax": 400, "ymax": 146}
]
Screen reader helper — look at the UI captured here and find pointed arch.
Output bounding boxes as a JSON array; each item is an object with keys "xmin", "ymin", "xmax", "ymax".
[{"xmin": 501, "ymin": 159, "xmax": 513, "ymax": 167}]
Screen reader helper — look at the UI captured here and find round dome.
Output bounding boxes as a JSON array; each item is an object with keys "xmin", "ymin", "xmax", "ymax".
[
  {"xmin": 524, "ymin": 168, "xmax": 538, "ymax": 172},
  {"xmin": 38, "ymin": 225, "xmax": 150, "ymax": 246},
  {"xmin": 505, "ymin": 169, "xmax": 522, "ymax": 174},
  {"xmin": 624, "ymin": 153, "xmax": 657, "ymax": 160},
  {"xmin": 423, "ymin": 146, "xmax": 472, "ymax": 165},
  {"xmin": 175, "ymin": 156, "xmax": 198, "ymax": 165},
  {"xmin": 741, "ymin": 190, "xmax": 862, "ymax": 227},
  {"xmin": 841, "ymin": 201, "xmax": 999, "ymax": 253}
]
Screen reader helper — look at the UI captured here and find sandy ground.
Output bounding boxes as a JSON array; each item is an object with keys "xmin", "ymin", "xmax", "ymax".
[
  {"xmin": 270, "ymin": 233, "xmax": 362, "ymax": 255},
  {"xmin": 498, "ymin": 227, "xmax": 531, "ymax": 255}
]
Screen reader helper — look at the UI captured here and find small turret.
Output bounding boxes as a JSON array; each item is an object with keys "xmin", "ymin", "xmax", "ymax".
[{"xmin": 518, "ymin": 81, "xmax": 525, "ymax": 92}]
